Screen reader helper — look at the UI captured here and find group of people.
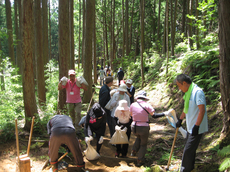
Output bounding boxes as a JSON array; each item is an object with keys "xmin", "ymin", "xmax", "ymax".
[
  {"xmin": 47, "ymin": 70, "xmax": 208, "ymax": 172},
  {"xmin": 98, "ymin": 66, "xmax": 125, "ymax": 87}
]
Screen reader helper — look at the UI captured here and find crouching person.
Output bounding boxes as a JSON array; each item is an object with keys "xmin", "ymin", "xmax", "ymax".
[
  {"xmin": 84, "ymin": 103, "xmax": 107, "ymax": 154},
  {"xmin": 47, "ymin": 114, "xmax": 85, "ymax": 172}
]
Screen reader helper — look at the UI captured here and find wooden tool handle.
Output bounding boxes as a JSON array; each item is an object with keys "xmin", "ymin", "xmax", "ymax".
[
  {"xmin": 27, "ymin": 116, "xmax": 35, "ymax": 155},
  {"xmin": 87, "ymin": 91, "xmax": 95, "ymax": 112},
  {"xmin": 15, "ymin": 119, "xmax": 20, "ymax": 158},
  {"xmin": 166, "ymin": 127, "xmax": 179, "ymax": 170}
]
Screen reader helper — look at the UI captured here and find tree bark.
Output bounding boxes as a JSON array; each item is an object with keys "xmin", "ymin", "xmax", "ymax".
[
  {"xmin": 69, "ymin": 0, "xmax": 74, "ymax": 69},
  {"xmin": 157, "ymin": 0, "xmax": 161, "ymax": 52},
  {"xmin": 125, "ymin": 0, "xmax": 129, "ymax": 56},
  {"xmin": 140, "ymin": 0, "xmax": 145, "ymax": 88},
  {"xmin": 218, "ymin": 0, "xmax": 230, "ymax": 148},
  {"xmin": 0, "ymin": 38, "xmax": 5, "ymax": 91},
  {"xmin": 18, "ymin": 0, "xmax": 23, "ymax": 75},
  {"xmin": 122, "ymin": 0, "xmax": 125, "ymax": 58},
  {"xmin": 171, "ymin": 0, "xmax": 177, "ymax": 56},
  {"xmin": 182, "ymin": 0, "xmax": 186, "ymax": 35},
  {"xmin": 188, "ymin": 0, "xmax": 193, "ymax": 49},
  {"xmin": 22, "ymin": 0, "xmax": 39, "ymax": 130},
  {"xmin": 5, "ymin": 0, "xmax": 15, "ymax": 66},
  {"xmin": 82, "ymin": 0, "xmax": 85, "ymax": 66},
  {"xmin": 35, "ymin": 0, "xmax": 46, "ymax": 106},
  {"xmin": 78, "ymin": 0, "xmax": 81, "ymax": 69},
  {"xmin": 82, "ymin": 0, "xmax": 94, "ymax": 103},
  {"xmin": 58, "ymin": 0, "xmax": 70, "ymax": 111},
  {"xmin": 93, "ymin": 0, "xmax": 97, "ymax": 84},
  {"xmin": 14, "ymin": 0, "xmax": 20, "ymax": 71},
  {"xmin": 42, "ymin": 0, "xmax": 49, "ymax": 66},
  {"xmin": 196, "ymin": 0, "xmax": 200, "ymax": 49}
]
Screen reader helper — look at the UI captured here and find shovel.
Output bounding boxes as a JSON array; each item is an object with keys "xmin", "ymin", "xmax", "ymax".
[{"xmin": 166, "ymin": 127, "xmax": 179, "ymax": 171}]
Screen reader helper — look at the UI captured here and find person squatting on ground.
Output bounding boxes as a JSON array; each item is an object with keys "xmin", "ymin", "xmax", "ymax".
[
  {"xmin": 117, "ymin": 67, "xmax": 124, "ymax": 86},
  {"xmin": 84, "ymin": 103, "xmax": 107, "ymax": 154},
  {"xmin": 47, "ymin": 114, "xmax": 85, "ymax": 172},
  {"xmin": 58, "ymin": 69, "xmax": 88, "ymax": 134},
  {"xmin": 175, "ymin": 74, "xmax": 208, "ymax": 172},
  {"xmin": 126, "ymin": 79, "xmax": 135, "ymax": 104},
  {"xmin": 99, "ymin": 67, "xmax": 106, "ymax": 86},
  {"xmin": 99, "ymin": 76, "xmax": 115, "ymax": 137},
  {"xmin": 114, "ymin": 100, "xmax": 132, "ymax": 158},
  {"xmin": 130, "ymin": 90, "xmax": 172, "ymax": 167}
]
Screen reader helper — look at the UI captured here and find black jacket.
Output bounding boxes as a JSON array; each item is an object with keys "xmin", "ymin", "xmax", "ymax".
[
  {"xmin": 99, "ymin": 84, "xmax": 111, "ymax": 108},
  {"xmin": 84, "ymin": 103, "xmax": 107, "ymax": 137}
]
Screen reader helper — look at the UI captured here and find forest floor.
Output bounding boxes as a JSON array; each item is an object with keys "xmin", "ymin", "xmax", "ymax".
[{"xmin": 0, "ymin": 80, "xmax": 223, "ymax": 172}]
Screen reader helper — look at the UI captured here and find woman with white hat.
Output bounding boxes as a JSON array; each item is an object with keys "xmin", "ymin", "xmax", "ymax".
[
  {"xmin": 109, "ymin": 84, "xmax": 131, "ymax": 118},
  {"xmin": 114, "ymin": 100, "xmax": 132, "ymax": 158}
]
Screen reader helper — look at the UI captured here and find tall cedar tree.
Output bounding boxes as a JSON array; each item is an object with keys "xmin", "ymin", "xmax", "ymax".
[
  {"xmin": 58, "ymin": 0, "xmax": 69, "ymax": 111},
  {"xmin": 219, "ymin": 0, "xmax": 230, "ymax": 148},
  {"xmin": 82, "ymin": 0, "xmax": 94, "ymax": 103},
  {"xmin": 22, "ymin": 0, "xmax": 39, "ymax": 130}
]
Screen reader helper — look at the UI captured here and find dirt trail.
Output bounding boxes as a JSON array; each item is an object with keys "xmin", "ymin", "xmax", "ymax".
[{"xmin": 0, "ymin": 81, "xmax": 180, "ymax": 172}]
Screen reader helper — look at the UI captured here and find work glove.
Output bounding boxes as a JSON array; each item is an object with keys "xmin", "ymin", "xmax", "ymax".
[
  {"xmin": 163, "ymin": 109, "xmax": 174, "ymax": 116},
  {"xmin": 115, "ymin": 125, "xmax": 121, "ymax": 131},
  {"xmin": 98, "ymin": 136, "xmax": 103, "ymax": 144},
  {"xmin": 85, "ymin": 136, "xmax": 93, "ymax": 144},
  {"xmin": 121, "ymin": 127, "xmax": 127, "ymax": 132},
  {"xmin": 60, "ymin": 76, "xmax": 68, "ymax": 85},
  {"xmin": 176, "ymin": 119, "xmax": 182, "ymax": 128},
  {"xmin": 192, "ymin": 125, "xmax": 200, "ymax": 136}
]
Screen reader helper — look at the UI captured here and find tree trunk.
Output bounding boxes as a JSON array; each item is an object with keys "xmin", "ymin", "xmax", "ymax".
[
  {"xmin": 188, "ymin": 0, "xmax": 193, "ymax": 49},
  {"xmin": 82, "ymin": 0, "xmax": 94, "ymax": 103},
  {"xmin": 157, "ymin": 0, "xmax": 161, "ymax": 52},
  {"xmin": 35, "ymin": 0, "xmax": 46, "ymax": 106},
  {"xmin": 125, "ymin": 0, "xmax": 129, "ymax": 56},
  {"xmin": 129, "ymin": 0, "xmax": 134, "ymax": 51},
  {"xmin": 104, "ymin": 0, "xmax": 109, "ymax": 67},
  {"xmin": 18, "ymin": 0, "xmax": 23, "ymax": 75},
  {"xmin": 109, "ymin": 0, "xmax": 114, "ymax": 69},
  {"xmin": 22, "ymin": 0, "xmax": 39, "ymax": 130},
  {"xmin": 140, "ymin": 0, "xmax": 145, "ymax": 88},
  {"xmin": 58, "ymin": 0, "xmax": 70, "ymax": 111},
  {"xmin": 93, "ymin": 0, "xmax": 97, "ymax": 84},
  {"xmin": 171, "ymin": 0, "xmax": 177, "ymax": 56},
  {"xmin": 122, "ymin": 0, "xmax": 125, "ymax": 58},
  {"xmin": 14, "ymin": 0, "xmax": 20, "ymax": 71},
  {"xmin": 49, "ymin": 0, "xmax": 51, "ymax": 61},
  {"xmin": 69, "ymin": 0, "xmax": 74, "ymax": 69},
  {"xmin": 182, "ymin": 0, "xmax": 186, "ymax": 35},
  {"xmin": 218, "ymin": 0, "xmax": 230, "ymax": 148},
  {"xmin": 196, "ymin": 0, "xmax": 200, "ymax": 49},
  {"xmin": 0, "ymin": 38, "xmax": 5, "ymax": 91},
  {"xmin": 166, "ymin": 0, "xmax": 169, "ymax": 76},
  {"xmin": 203, "ymin": 0, "xmax": 207, "ymax": 38},
  {"xmin": 78, "ymin": 0, "xmax": 81, "ymax": 69},
  {"xmin": 42, "ymin": 0, "xmax": 49, "ymax": 66},
  {"xmin": 5, "ymin": 0, "xmax": 15, "ymax": 66},
  {"xmin": 82, "ymin": 0, "xmax": 85, "ymax": 66},
  {"xmin": 152, "ymin": 0, "xmax": 156, "ymax": 43}
]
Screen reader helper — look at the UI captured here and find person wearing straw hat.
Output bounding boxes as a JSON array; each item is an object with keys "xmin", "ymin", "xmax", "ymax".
[
  {"xmin": 110, "ymin": 84, "xmax": 131, "ymax": 118},
  {"xmin": 114, "ymin": 100, "xmax": 132, "ymax": 158},
  {"xmin": 175, "ymin": 74, "xmax": 208, "ymax": 172},
  {"xmin": 58, "ymin": 69, "xmax": 88, "ymax": 135},
  {"xmin": 130, "ymin": 90, "xmax": 172, "ymax": 167}
]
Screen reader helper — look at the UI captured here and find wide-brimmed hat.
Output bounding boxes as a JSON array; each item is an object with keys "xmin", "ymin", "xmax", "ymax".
[
  {"xmin": 135, "ymin": 90, "xmax": 149, "ymax": 100},
  {"xmin": 117, "ymin": 84, "xmax": 127, "ymax": 92},
  {"xmin": 126, "ymin": 79, "xmax": 133, "ymax": 84},
  {"xmin": 68, "ymin": 69, "xmax": 75, "ymax": 76},
  {"xmin": 116, "ymin": 100, "xmax": 129, "ymax": 111}
]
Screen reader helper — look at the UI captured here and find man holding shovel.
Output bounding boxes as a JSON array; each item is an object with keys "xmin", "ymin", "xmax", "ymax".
[
  {"xmin": 175, "ymin": 74, "xmax": 208, "ymax": 172},
  {"xmin": 47, "ymin": 114, "xmax": 85, "ymax": 172}
]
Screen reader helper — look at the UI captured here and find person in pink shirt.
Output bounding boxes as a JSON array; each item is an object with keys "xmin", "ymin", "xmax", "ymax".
[
  {"xmin": 130, "ymin": 90, "xmax": 172, "ymax": 167},
  {"xmin": 58, "ymin": 69, "xmax": 88, "ymax": 134}
]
